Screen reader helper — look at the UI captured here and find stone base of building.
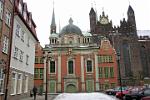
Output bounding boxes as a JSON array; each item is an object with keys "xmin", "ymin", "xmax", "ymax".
[{"xmin": 6, "ymin": 68, "xmax": 34, "ymax": 100}]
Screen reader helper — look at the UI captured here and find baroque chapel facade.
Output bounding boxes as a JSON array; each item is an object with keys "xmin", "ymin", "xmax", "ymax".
[{"xmin": 41, "ymin": 8, "xmax": 118, "ymax": 93}]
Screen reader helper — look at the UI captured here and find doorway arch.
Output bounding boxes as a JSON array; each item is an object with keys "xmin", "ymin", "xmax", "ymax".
[{"xmin": 66, "ymin": 84, "xmax": 77, "ymax": 93}]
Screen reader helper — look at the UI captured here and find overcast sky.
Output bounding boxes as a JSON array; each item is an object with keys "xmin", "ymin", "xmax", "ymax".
[{"xmin": 23, "ymin": 0, "xmax": 150, "ymax": 46}]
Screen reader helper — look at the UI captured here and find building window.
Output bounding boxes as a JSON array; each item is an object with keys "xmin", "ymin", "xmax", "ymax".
[
  {"xmin": 87, "ymin": 38, "xmax": 90, "ymax": 43},
  {"xmin": 39, "ymin": 69, "xmax": 43, "ymax": 79},
  {"xmin": 69, "ymin": 41, "xmax": 72, "ymax": 44},
  {"xmin": 50, "ymin": 61, "xmax": 55, "ymax": 73},
  {"xmin": 108, "ymin": 56, "xmax": 113, "ymax": 62},
  {"xmin": 52, "ymin": 39, "xmax": 54, "ymax": 44},
  {"xmin": 98, "ymin": 55, "xmax": 113, "ymax": 63},
  {"xmin": 19, "ymin": 50, "xmax": 24, "ymax": 62},
  {"xmin": 21, "ymin": 30, "xmax": 25, "ymax": 42},
  {"xmin": 78, "ymin": 38, "xmax": 80, "ymax": 43},
  {"xmin": 24, "ymin": 75, "xmax": 28, "ymax": 93},
  {"xmin": 0, "ymin": 68, "xmax": 4, "ymax": 93},
  {"xmin": 11, "ymin": 72, "xmax": 17, "ymax": 94},
  {"xmin": 15, "ymin": 24, "xmax": 21, "ymax": 37},
  {"xmin": 122, "ymin": 42, "xmax": 132, "ymax": 77},
  {"xmin": 17, "ymin": 74, "xmax": 22, "ymax": 94},
  {"xmin": 40, "ymin": 57, "xmax": 44, "ymax": 64},
  {"xmin": 14, "ymin": 47, "xmax": 19, "ymax": 59},
  {"xmin": 26, "ymin": 55, "xmax": 29, "ymax": 65},
  {"xmin": 27, "ymin": 37, "xmax": 30, "ymax": 47},
  {"xmin": 99, "ymin": 67, "xmax": 103, "ymax": 78},
  {"xmin": 2, "ymin": 36, "xmax": 9, "ymax": 54},
  {"xmin": 34, "ymin": 68, "xmax": 43, "ymax": 79},
  {"xmin": 34, "ymin": 68, "xmax": 38, "ymax": 79},
  {"xmin": 68, "ymin": 60, "xmax": 73, "ymax": 74},
  {"xmin": 104, "ymin": 67, "xmax": 109, "ymax": 78},
  {"xmin": 0, "ymin": 1, "xmax": 3, "ymax": 20},
  {"xmin": 35, "ymin": 57, "xmax": 39, "ymax": 64},
  {"xmin": 109, "ymin": 67, "xmax": 114, "ymax": 78},
  {"xmin": 86, "ymin": 60, "xmax": 92, "ymax": 72},
  {"xmin": 5, "ymin": 10, "xmax": 11, "ymax": 26}
]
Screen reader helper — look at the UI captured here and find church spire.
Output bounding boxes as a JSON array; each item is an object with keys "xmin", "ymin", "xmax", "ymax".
[{"xmin": 51, "ymin": 1, "xmax": 56, "ymax": 34}]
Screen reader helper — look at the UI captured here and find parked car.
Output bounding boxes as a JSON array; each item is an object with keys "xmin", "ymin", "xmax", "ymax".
[
  {"xmin": 105, "ymin": 86, "xmax": 128, "ymax": 95},
  {"xmin": 125, "ymin": 88, "xmax": 150, "ymax": 100},
  {"xmin": 141, "ymin": 96, "xmax": 150, "ymax": 100},
  {"xmin": 105, "ymin": 89, "xmax": 116, "ymax": 95},
  {"xmin": 116, "ymin": 90, "xmax": 129, "ymax": 99}
]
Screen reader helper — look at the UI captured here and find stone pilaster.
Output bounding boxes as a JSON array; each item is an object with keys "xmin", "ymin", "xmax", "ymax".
[
  {"xmin": 95, "ymin": 54, "xmax": 99, "ymax": 91},
  {"xmin": 57, "ymin": 55, "xmax": 61, "ymax": 92},
  {"xmin": 81, "ymin": 55, "xmax": 85, "ymax": 91}
]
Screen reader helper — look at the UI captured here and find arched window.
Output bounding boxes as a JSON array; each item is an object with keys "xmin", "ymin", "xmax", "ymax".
[
  {"xmin": 87, "ymin": 38, "xmax": 90, "ymax": 43},
  {"xmin": 122, "ymin": 41, "xmax": 132, "ymax": 77},
  {"xmin": 68, "ymin": 60, "xmax": 74, "ymax": 74},
  {"xmin": 52, "ymin": 39, "xmax": 54, "ymax": 44},
  {"xmin": 140, "ymin": 45, "xmax": 149, "ymax": 77}
]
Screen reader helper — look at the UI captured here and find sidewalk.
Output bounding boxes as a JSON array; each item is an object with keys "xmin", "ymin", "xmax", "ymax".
[{"xmin": 21, "ymin": 95, "xmax": 57, "ymax": 100}]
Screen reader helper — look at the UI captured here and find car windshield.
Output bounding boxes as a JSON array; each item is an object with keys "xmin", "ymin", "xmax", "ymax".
[{"xmin": 114, "ymin": 87, "xmax": 127, "ymax": 91}]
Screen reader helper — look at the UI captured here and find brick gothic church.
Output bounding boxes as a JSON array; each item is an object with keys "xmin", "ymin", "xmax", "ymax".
[{"xmin": 89, "ymin": 5, "xmax": 150, "ymax": 85}]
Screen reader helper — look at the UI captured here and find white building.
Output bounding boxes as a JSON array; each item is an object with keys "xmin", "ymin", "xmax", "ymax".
[{"xmin": 8, "ymin": 1, "xmax": 38, "ymax": 99}]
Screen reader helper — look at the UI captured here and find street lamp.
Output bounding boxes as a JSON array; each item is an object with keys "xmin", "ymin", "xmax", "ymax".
[
  {"xmin": 43, "ymin": 51, "xmax": 51, "ymax": 100},
  {"xmin": 116, "ymin": 48, "xmax": 123, "ymax": 100}
]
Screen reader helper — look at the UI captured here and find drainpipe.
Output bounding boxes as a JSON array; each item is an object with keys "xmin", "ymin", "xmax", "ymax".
[{"xmin": 4, "ymin": 0, "xmax": 15, "ymax": 100}]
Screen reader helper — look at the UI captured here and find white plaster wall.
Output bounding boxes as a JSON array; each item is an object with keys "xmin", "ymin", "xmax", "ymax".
[{"xmin": 10, "ymin": 16, "xmax": 37, "ymax": 74}]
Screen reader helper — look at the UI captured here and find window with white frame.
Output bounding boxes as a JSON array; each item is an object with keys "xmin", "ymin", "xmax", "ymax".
[
  {"xmin": 5, "ymin": 10, "xmax": 11, "ymax": 26},
  {"xmin": 26, "ymin": 55, "xmax": 29, "ymax": 65},
  {"xmin": 18, "ymin": 0, "xmax": 22, "ymax": 14},
  {"xmin": 14, "ymin": 47, "xmax": 18, "ymax": 59},
  {"xmin": 2, "ymin": 36, "xmax": 9, "ymax": 54},
  {"xmin": 0, "ymin": 1, "xmax": 3, "ymax": 19},
  {"xmin": 24, "ymin": 75, "xmax": 28, "ymax": 93},
  {"xmin": 21, "ymin": 30, "xmax": 25, "ymax": 42},
  {"xmin": 0, "ymin": 68, "xmax": 4, "ymax": 93},
  {"xmin": 19, "ymin": 50, "xmax": 23, "ymax": 62},
  {"xmin": 11, "ymin": 72, "xmax": 17, "ymax": 94},
  {"xmin": 15, "ymin": 24, "xmax": 21, "ymax": 37},
  {"xmin": 17, "ymin": 74, "xmax": 22, "ymax": 94}
]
